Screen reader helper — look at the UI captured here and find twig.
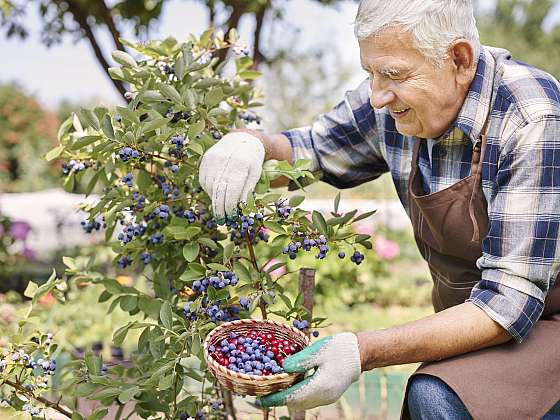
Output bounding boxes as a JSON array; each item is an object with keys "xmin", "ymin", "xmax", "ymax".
[{"xmin": 2, "ymin": 379, "xmax": 73, "ymax": 418}]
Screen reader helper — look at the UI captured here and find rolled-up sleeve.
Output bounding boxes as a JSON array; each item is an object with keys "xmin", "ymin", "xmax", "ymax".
[
  {"xmin": 282, "ymin": 78, "xmax": 389, "ymax": 189},
  {"xmin": 468, "ymin": 116, "xmax": 560, "ymax": 342}
]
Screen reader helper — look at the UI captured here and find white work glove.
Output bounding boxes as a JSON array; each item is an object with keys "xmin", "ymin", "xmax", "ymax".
[
  {"xmin": 199, "ymin": 132, "xmax": 265, "ymax": 221},
  {"xmin": 258, "ymin": 333, "xmax": 362, "ymax": 411}
]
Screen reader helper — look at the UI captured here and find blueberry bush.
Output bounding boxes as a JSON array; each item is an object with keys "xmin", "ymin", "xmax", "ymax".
[{"xmin": 1, "ymin": 30, "xmax": 376, "ymax": 419}]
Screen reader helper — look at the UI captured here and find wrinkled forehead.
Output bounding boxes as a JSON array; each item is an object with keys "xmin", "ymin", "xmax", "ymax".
[{"xmin": 358, "ymin": 27, "xmax": 427, "ymax": 70}]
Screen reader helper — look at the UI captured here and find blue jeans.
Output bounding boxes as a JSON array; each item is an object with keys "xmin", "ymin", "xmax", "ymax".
[{"xmin": 407, "ymin": 374, "xmax": 560, "ymax": 420}]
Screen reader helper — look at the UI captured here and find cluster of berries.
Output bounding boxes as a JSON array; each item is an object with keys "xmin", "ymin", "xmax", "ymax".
[
  {"xmin": 275, "ymin": 200, "xmax": 293, "ymax": 219},
  {"xmin": 282, "ymin": 234, "xmax": 329, "ymax": 260},
  {"xmin": 211, "ymin": 130, "xmax": 222, "ymax": 140},
  {"xmin": 159, "ymin": 181, "xmax": 179, "ymax": 199},
  {"xmin": 175, "ymin": 208, "xmax": 197, "ymax": 223},
  {"xmin": 209, "ymin": 331, "xmax": 302, "ymax": 375},
  {"xmin": 170, "ymin": 134, "xmax": 185, "ymax": 150},
  {"xmin": 132, "ymin": 191, "xmax": 145, "ymax": 210},
  {"xmin": 62, "ymin": 159, "xmax": 91, "ymax": 174},
  {"xmin": 192, "ymin": 272, "xmax": 238, "ymax": 293},
  {"xmin": 152, "ymin": 204, "xmax": 170, "ymax": 220},
  {"xmin": 118, "ymin": 147, "xmax": 140, "ymax": 162},
  {"xmin": 238, "ymin": 111, "xmax": 260, "ymax": 124},
  {"xmin": 292, "ymin": 319, "xmax": 309, "ymax": 330},
  {"xmin": 117, "ymin": 222, "xmax": 146, "ymax": 244},
  {"xmin": 117, "ymin": 255, "xmax": 132, "ymax": 268},
  {"xmin": 226, "ymin": 213, "xmax": 269, "ymax": 245},
  {"xmin": 350, "ymin": 250, "xmax": 365, "ymax": 265},
  {"xmin": 121, "ymin": 173, "xmax": 134, "ymax": 187},
  {"xmin": 81, "ymin": 216, "xmax": 105, "ymax": 233},
  {"xmin": 150, "ymin": 233, "xmax": 164, "ymax": 245},
  {"xmin": 183, "ymin": 299, "xmax": 241, "ymax": 323},
  {"xmin": 140, "ymin": 251, "xmax": 153, "ymax": 264}
]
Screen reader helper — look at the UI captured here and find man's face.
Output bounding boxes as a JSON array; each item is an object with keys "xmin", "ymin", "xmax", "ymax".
[{"xmin": 359, "ymin": 27, "xmax": 470, "ymax": 139}]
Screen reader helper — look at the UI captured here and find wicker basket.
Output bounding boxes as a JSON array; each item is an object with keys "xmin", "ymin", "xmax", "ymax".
[{"xmin": 203, "ymin": 319, "xmax": 310, "ymax": 396}]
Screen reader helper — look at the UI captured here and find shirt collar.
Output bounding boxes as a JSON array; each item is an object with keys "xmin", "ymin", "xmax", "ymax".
[{"xmin": 439, "ymin": 46, "xmax": 496, "ymax": 145}]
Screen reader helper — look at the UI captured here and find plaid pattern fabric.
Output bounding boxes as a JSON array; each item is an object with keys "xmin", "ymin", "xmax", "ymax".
[{"xmin": 283, "ymin": 46, "xmax": 560, "ymax": 342}]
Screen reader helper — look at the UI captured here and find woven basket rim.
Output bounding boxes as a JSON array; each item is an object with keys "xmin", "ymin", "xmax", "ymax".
[{"xmin": 203, "ymin": 319, "xmax": 309, "ymax": 382}]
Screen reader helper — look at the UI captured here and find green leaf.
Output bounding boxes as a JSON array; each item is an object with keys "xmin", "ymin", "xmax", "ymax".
[
  {"xmin": 116, "ymin": 106, "xmax": 139, "ymax": 123},
  {"xmin": 205, "ymin": 87, "xmax": 223, "ymax": 107},
  {"xmin": 160, "ymin": 301, "xmax": 173, "ymax": 329},
  {"xmin": 118, "ymin": 386, "xmax": 140, "ymax": 404},
  {"xmin": 78, "ymin": 109, "xmax": 100, "ymax": 130},
  {"xmin": 158, "ymin": 83, "xmax": 182, "ymax": 103},
  {"xmin": 289, "ymin": 195, "xmax": 305, "ymax": 207},
  {"xmin": 137, "ymin": 170, "xmax": 152, "ymax": 190},
  {"xmin": 352, "ymin": 210, "xmax": 377, "ymax": 223},
  {"xmin": 87, "ymin": 409, "xmax": 109, "ymax": 420},
  {"xmin": 198, "ymin": 237, "xmax": 218, "ymax": 250},
  {"xmin": 72, "ymin": 413, "xmax": 85, "ymax": 420},
  {"xmin": 120, "ymin": 295, "xmax": 138, "ymax": 312},
  {"xmin": 112, "ymin": 50, "xmax": 137, "ymax": 67},
  {"xmin": 223, "ymin": 242, "xmax": 234, "ymax": 263},
  {"xmin": 233, "ymin": 261, "xmax": 251, "ymax": 283},
  {"xmin": 355, "ymin": 234, "xmax": 371, "ymax": 243},
  {"xmin": 183, "ymin": 242, "xmax": 200, "ymax": 262},
  {"xmin": 63, "ymin": 174, "xmax": 75, "ymax": 193},
  {"xmin": 312, "ymin": 210, "xmax": 328, "ymax": 236},
  {"xmin": 180, "ymin": 263, "xmax": 206, "ymax": 282},
  {"xmin": 207, "ymin": 263, "xmax": 229, "ymax": 271},
  {"xmin": 113, "ymin": 322, "xmax": 134, "ymax": 346},
  {"xmin": 334, "ymin": 192, "xmax": 341, "ymax": 214},
  {"xmin": 45, "ymin": 145, "xmax": 64, "ymax": 161},
  {"xmin": 188, "ymin": 119, "xmax": 205, "ymax": 140},
  {"xmin": 23, "ymin": 281, "xmax": 38, "ymax": 299},
  {"xmin": 71, "ymin": 135, "xmax": 101, "ymax": 150},
  {"xmin": 158, "ymin": 374, "xmax": 174, "ymax": 390},
  {"xmin": 164, "ymin": 226, "xmax": 201, "ymax": 240},
  {"xmin": 101, "ymin": 114, "xmax": 115, "ymax": 139},
  {"xmin": 263, "ymin": 221, "xmax": 286, "ymax": 235},
  {"xmin": 138, "ymin": 296, "xmax": 161, "ymax": 320},
  {"xmin": 85, "ymin": 351, "xmax": 102, "ymax": 375},
  {"xmin": 238, "ymin": 70, "xmax": 262, "ymax": 80},
  {"xmin": 141, "ymin": 117, "xmax": 169, "ymax": 134},
  {"xmin": 108, "ymin": 67, "xmax": 125, "ymax": 80}
]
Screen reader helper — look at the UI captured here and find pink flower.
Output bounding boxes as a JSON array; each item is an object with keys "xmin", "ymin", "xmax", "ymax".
[
  {"xmin": 263, "ymin": 258, "xmax": 287, "ymax": 278},
  {"xmin": 353, "ymin": 222, "xmax": 375, "ymax": 236},
  {"xmin": 374, "ymin": 236, "xmax": 400, "ymax": 260},
  {"xmin": 9, "ymin": 221, "xmax": 31, "ymax": 241}
]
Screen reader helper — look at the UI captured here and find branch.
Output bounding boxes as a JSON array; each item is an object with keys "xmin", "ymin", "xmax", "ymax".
[
  {"xmin": 65, "ymin": 0, "xmax": 128, "ymax": 99},
  {"xmin": 252, "ymin": 4, "xmax": 269, "ymax": 68},
  {"xmin": 3, "ymin": 379, "xmax": 73, "ymax": 418},
  {"xmin": 92, "ymin": 0, "xmax": 126, "ymax": 52},
  {"xmin": 214, "ymin": 0, "xmax": 246, "ymax": 67}
]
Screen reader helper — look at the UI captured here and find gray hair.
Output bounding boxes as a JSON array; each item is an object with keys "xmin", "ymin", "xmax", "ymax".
[{"xmin": 354, "ymin": 0, "xmax": 480, "ymax": 66}]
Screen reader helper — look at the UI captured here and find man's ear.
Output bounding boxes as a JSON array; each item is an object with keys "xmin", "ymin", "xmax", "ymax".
[{"xmin": 449, "ymin": 39, "xmax": 476, "ymax": 85}]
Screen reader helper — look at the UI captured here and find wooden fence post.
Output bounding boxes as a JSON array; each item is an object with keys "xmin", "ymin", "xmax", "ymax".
[{"xmin": 290, "ymin": 267, "xmax": 316, "ymax": 420}]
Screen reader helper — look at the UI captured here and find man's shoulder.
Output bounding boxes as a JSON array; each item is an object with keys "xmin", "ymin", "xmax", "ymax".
[{"xmin": 490, "ymin": 47, "xmax": 560, "ymax": 123}]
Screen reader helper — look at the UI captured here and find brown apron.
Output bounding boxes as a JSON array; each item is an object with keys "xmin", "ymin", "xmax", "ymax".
[{"xmin": 401, "ymin": 119, "xmax": 560, "ymax": 419}]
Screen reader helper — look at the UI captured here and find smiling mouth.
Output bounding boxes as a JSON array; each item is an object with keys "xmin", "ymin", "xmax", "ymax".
[{"xmin": 390, "ymin": 107, "xmax": 411, "ymax": 119}]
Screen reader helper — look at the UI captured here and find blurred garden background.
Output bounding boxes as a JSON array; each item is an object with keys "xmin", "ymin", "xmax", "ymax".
[{"xmin": 1, "ymin": 0, "xmax": 560, "ymax": 418}]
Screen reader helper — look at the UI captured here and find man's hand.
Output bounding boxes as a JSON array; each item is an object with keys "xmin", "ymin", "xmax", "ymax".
[
  {"xmin": 199, "ymin": 132, "xmax": 265, "ymax": 221},
  {"xmin": 257, "ymin": 333, "xmax": 361, "ymax": 411}
]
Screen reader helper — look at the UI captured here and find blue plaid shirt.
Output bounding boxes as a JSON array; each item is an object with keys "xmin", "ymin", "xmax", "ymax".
[{"xmin": 284, "ymin": 46, "xmax": 560, "ymax": 343}]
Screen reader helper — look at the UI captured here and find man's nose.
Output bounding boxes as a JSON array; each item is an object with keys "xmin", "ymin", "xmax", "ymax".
[{"xmin": 369, "ymin": 76, "xmax": 395, "ymax": 109}]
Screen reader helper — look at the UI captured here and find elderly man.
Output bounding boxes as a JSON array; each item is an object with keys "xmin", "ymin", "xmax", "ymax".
[{"xmin": 199, "ymin": 0, "xmax": 560, "ymax": 418}]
